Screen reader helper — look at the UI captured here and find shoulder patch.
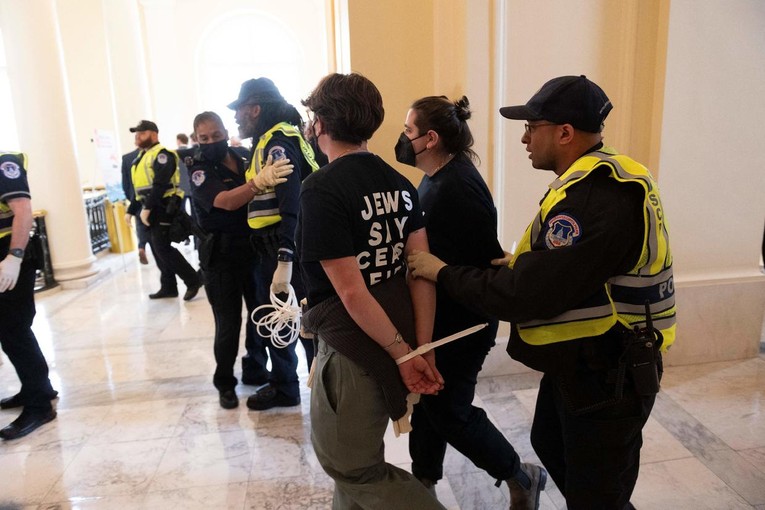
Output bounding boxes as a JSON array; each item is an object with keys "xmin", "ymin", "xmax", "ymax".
[
  {"xmin": 156, "ymin": 153, "xmax": 168, "ymax": 165},
  {"xmin": 0, "ymin": 161, "xmax": 21, "ymax": 179},
  {"xmin": 268, "ymin": 145, "xmax": 287, "ymax": 161},
  {"xmin": 191, "ymin": 170, "xmax": 206, "ymax": 187},
  {"xmin": 544, "ymin": 213, "xmax": 582, "ymax": 249}
]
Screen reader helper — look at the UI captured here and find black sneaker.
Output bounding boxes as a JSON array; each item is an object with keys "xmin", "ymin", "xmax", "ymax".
[
  {"xmin": 218, "ymin": 389, "xmax": 238, "ymax": 410},
  {"xmin": 246, "ymin": 386, "xmax": 300, "ymax": 411}
]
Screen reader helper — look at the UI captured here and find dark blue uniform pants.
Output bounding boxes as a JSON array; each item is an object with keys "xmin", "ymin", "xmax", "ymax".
[
  {"xmin": 410, "ymin": 321, "xmax": 521, "ymax": 482},
  {"xmin": 149, "ymin": 219, "xmax": 199, "ymax": 292},
  {"xmin": 203, "ymin": 236, "xmax": 268, "ymax": 391},
  {"xmin": 531, "ymin": 370, "xmax": 655, "ymax": 510},
  {"xmin": 0, "ymin": 243, "xmax": 55, "ymax": 412}
]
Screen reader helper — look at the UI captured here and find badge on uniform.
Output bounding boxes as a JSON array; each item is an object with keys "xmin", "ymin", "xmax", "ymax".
[
  {"xmin": 157, "ymin": 153, "xmax": 168, "ymax": 165},
  {"xmin": 545, "ymin": 214, "xmax": 582, "ymax": 249},
  {"xmin": 0, "ymin": 161, "xmax": 21, "ymax": 179},
  {"xmin": 191, "ymin": 170, "xmax": 206, "ymax": 186},
  {"xmin": 268, "ymin": 146, "xmax": 287, "ymax": 161}
]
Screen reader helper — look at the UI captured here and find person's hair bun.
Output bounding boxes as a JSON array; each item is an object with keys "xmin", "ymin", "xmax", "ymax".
[{"xmin": 454, "ymin": 96, "xmax": 472, "ymax": 121}]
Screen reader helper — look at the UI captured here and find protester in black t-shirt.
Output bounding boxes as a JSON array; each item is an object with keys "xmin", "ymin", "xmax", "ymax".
[
  {"xmin": 298, "ymin": 73, "xmax": 445, "ymax": 509},
  {"xmin": 396, "ymin": 95, "xmax": 546, "ymax": 507}
]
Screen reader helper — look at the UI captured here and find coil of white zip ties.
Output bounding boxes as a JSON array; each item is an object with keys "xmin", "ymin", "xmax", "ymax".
[{"xmin": 250, "ymin": 284, "xmax": 302, "ymax": 348}]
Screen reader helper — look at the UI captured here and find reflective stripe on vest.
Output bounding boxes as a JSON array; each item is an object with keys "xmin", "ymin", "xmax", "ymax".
[
  {"xmin": 130, "ymin": 144, "xmax": 182, "ymax": 201},
  {"xmin": 0, "ymin": 152, "xmax": 29, "ymax": 239},
  {"xmin": 245, "ymin": 122, "xmax": 319, "ymax": 230},
  {"xmin": 511, "ymin": 147, "xmax": 676, "ymax": 350}
]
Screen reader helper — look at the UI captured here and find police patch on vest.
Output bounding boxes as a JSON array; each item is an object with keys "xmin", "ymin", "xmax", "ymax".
[
  {"xmin": 268, "ymin": 145, "xmax": 287, "ymax": 161},
  {"xmin": 545, "ymin": 214, "xmax": 581, "ymax": 249},
  {"xmin": 157, "ymin": 153, "xmax": 168, "ymax": 165},
  {"xmin": 0, "ymin": 161, "xmax": 21, "ymax": 179},
  {"xmin": 191, "ymin": 170, "xmax": 206, "ymax": 187}
]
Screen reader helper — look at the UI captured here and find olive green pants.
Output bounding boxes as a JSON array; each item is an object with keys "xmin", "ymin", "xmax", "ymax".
[{"xmin": 311, "ymin": 340, "xmax": 445, "ymax": 510}]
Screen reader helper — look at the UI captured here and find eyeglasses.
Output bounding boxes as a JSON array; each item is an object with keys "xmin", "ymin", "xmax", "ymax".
[{"xmin": 524, "ymin": 122, "xmax": 558, "ymax": 135}]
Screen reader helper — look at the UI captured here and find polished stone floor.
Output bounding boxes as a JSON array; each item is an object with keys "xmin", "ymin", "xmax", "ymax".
[{"xmin": 1, "ymin": 249, "xmax": 764, "ymax": 509}]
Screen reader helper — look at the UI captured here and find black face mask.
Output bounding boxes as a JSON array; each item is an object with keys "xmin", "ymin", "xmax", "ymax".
[
  {"xmin": 394, "ymin": 132, "xmax": 427, "ymax": 167},
  {"xmin": 199, "ymin": 139, "xmax": 228, "ymax": 163}
]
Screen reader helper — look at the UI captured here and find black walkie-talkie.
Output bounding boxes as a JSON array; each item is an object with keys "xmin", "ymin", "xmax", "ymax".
[{"xmin": 626, "ymin": 301, "xmax": 663, "ymax": 396}]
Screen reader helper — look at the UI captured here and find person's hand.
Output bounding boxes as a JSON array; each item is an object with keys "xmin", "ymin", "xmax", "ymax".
[
  {"xmin": 270, "ymin": 260, "xmax": 292, "ymax": 296},
  {"xmin": 0, "ymin": 255, "xmax": 22, "ymax": 293},
  {"xmin": 398, "ymin": 355, "xmax": 444, "ymax": 395},
  {"xmin": 407, "ymin": 250, "xmax": 447, "ymax": 282},
  {"xmin": 421, "ymin": 350, "xmax": 443, "ymax": 387},
  {"xmin": 491, "ymin": 250, "xmax": 513, "ymax": 266},
  {"xmin": 252, "ymin": 155, "xmax": 294, "ymax": 191},
  {"xmin": 139, "ymin": 209, "xmax": 151, "ymax": 227},
  {"xmin": 124, "ymin": 213, "xmax": 133, "ymax": 227}
]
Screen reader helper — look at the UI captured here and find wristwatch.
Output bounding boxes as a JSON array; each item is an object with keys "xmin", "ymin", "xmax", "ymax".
[{"xmin": 9, "ymin": 248, "xmax": 24, "ymax": 259}]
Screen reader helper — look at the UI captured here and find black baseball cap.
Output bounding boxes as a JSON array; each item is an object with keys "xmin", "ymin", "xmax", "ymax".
[
  {"xmin": 129, "ymin": 120, "xmax": 158, "ymax": 133},
  {"xmin": 499, "ymin": 75, "xmax": 612, "ymax": 133},
  {"xmin": 227, "ymin": 78, "xmax": 285, "ymax": 110}
]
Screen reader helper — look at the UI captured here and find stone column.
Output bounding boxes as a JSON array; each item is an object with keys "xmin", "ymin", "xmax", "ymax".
[{"xmin": 0, "ymin": 0, "xmax": 96, "ymax": 282}]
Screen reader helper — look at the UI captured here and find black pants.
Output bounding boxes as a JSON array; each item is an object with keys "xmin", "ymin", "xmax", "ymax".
[
  {"xmin": 250, "ymin": 231, "xmax": 309, "ymax": 400},
  {"xmin": 0, "ymin": 240, "xmax": 55, "ymax": 412},
  {"xmin": 149, "ymin": 208, "xmax": 199, "ymax": 292},
  {"xmin": 531, "ymin": 369, "xmax": 656, "ymax": 510},
  {"xmin": 203, "ymin": 235, "xmax": 269, "ymax": 391},
  {"xmin": 410, "ymin": 320, "xmax": 520, "ymax": 482}
]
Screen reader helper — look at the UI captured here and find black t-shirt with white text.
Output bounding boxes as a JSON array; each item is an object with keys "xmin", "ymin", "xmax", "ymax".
[{"xmin": 297, "ymin": 152, "xmax": 424, "ymax": 306}]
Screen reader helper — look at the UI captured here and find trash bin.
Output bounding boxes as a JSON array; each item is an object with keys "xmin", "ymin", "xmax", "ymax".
[{"xmin": 31, "ymin": 210, "xmax": 57, "ymax": 292}]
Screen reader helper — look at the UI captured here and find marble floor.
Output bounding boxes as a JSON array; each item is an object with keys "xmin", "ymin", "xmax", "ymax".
[{"xmin": 1, "ymin": 248, "xmax": 764, "ymax": 509}]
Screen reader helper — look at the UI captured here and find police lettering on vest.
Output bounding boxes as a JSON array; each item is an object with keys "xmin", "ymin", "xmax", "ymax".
[{"xmin": 510, "ymin": 147, "xmax": 676, "ymax": 349}]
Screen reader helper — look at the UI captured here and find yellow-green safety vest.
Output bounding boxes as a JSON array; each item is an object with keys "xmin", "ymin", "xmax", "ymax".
[
  {"xmin": 245, "ymin": 122, "xmax": 318, "ymax": 230},
  {"xmin": 130, "ymin": 144, "xmax": 183, "ymax": 202},
  {"xmin": 511, "ymin": 146, "xmax": 676, "ymax": 350},
  {"xmin": 0, "ymin": 151, "xmax": 29, "ymax": 239}
]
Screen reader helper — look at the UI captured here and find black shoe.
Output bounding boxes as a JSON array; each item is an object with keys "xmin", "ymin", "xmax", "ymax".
[
  {"xmin": 183, "ymin": 283, "xmax": 201, "ymax": 301},
  {"xmin": 149, "ymin": 289, "xmax": 178, "ymax": 299},
  {"xmin": 0, "ymin": 408, "xmax": 57, "ymax": 440},
  {"xmin": 246, "ymin": 386, "xmax": 300, "ymax": 411},
  {"xmin": 218, "ymin": 389, "xmax": 238, "ymax": 410},
  {"xmin": 241, "ymin": 372, "xmax": 270, "ymax": 386},
  {"xmin": 0, "ymin": 391, "xmax": 58, "ymax": 410}
]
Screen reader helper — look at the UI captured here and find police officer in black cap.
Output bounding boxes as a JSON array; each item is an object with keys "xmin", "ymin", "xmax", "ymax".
[
  {"xmin": 229, "ymin": 77, "xmax": 320, "ymax": 410},
  {"xmin": 126, "ymin": 120, "xmax": 201, "ymax": 300},
  {"xmin": 0, "ymin": 151, "xmax": 58, "ymax": 440},
  {"xmin": 188, "ymin": 111, "xmax": 294, "ymax": 409}
]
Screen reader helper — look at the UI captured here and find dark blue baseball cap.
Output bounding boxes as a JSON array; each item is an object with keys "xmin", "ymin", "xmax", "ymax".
[
  {"xmin": 499, "ymin": 75, "xmax": 612, "ymax": 133},
  {"xmin": 227, "ymin": 78, "xmax": 285, "ymax": 110}
]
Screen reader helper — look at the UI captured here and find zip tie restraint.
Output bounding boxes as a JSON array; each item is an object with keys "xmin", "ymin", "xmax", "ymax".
[
  {"xmin": 250, "ymin": 284, "xmax": 301, "ymax": 348},
  {"xmin": 395, "ymin": 323, "xmax": 488, "ymax": 365}
]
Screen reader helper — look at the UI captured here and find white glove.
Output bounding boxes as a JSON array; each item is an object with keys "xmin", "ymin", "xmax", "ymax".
[
  {"xmin": 0, "ymin": 254, "xmax": 22, "ymax": 293},
  {"xmin": 252, "ymin": 155, "xmax": 294, "ymax": 191},
  {"xmin": 124, "ymin": 213, "xmax": 133, "ymax": 227},
  {"xmin": 270, "ymin": 260, "xmax": 293, "ymax": 295},
  {"xmin": 139, "ymin": 208, "xmax": 151, "ymax": 227}
]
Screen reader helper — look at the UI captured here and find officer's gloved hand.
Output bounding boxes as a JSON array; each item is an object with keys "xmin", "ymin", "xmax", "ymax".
[
  {"xmin": 0, "ymin": 254, "xmax": 22, "ymax": 293},
  {"xmin": 270, "ymin": 260, "xmax": 293, "ymax": 298},
  {"xmin": 139, "ymin": 208, "xmax": 151, "ymax": 227},
  {"xmin": 251, "ymin": 155, "xmax": 294, "ymax": 192}
]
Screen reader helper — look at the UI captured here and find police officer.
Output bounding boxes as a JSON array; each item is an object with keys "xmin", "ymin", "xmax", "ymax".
[
  {"xmin": 126, "ymin": 120, "xmax": 201, "ymax": 300},
  {"xmin": 0, "ymin": 151, "xmax": 57, "ymax": 440},
  {"xmin": 188, "ymin": 111, "xmax": 293, "ymax": 409},
  {"xmin": 228, "ymin": 78, "xmax": 319, "ymax": 410},
  {"xmin": 408, "ymin": 75, "xmax": 676, "ymax": 509}
]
